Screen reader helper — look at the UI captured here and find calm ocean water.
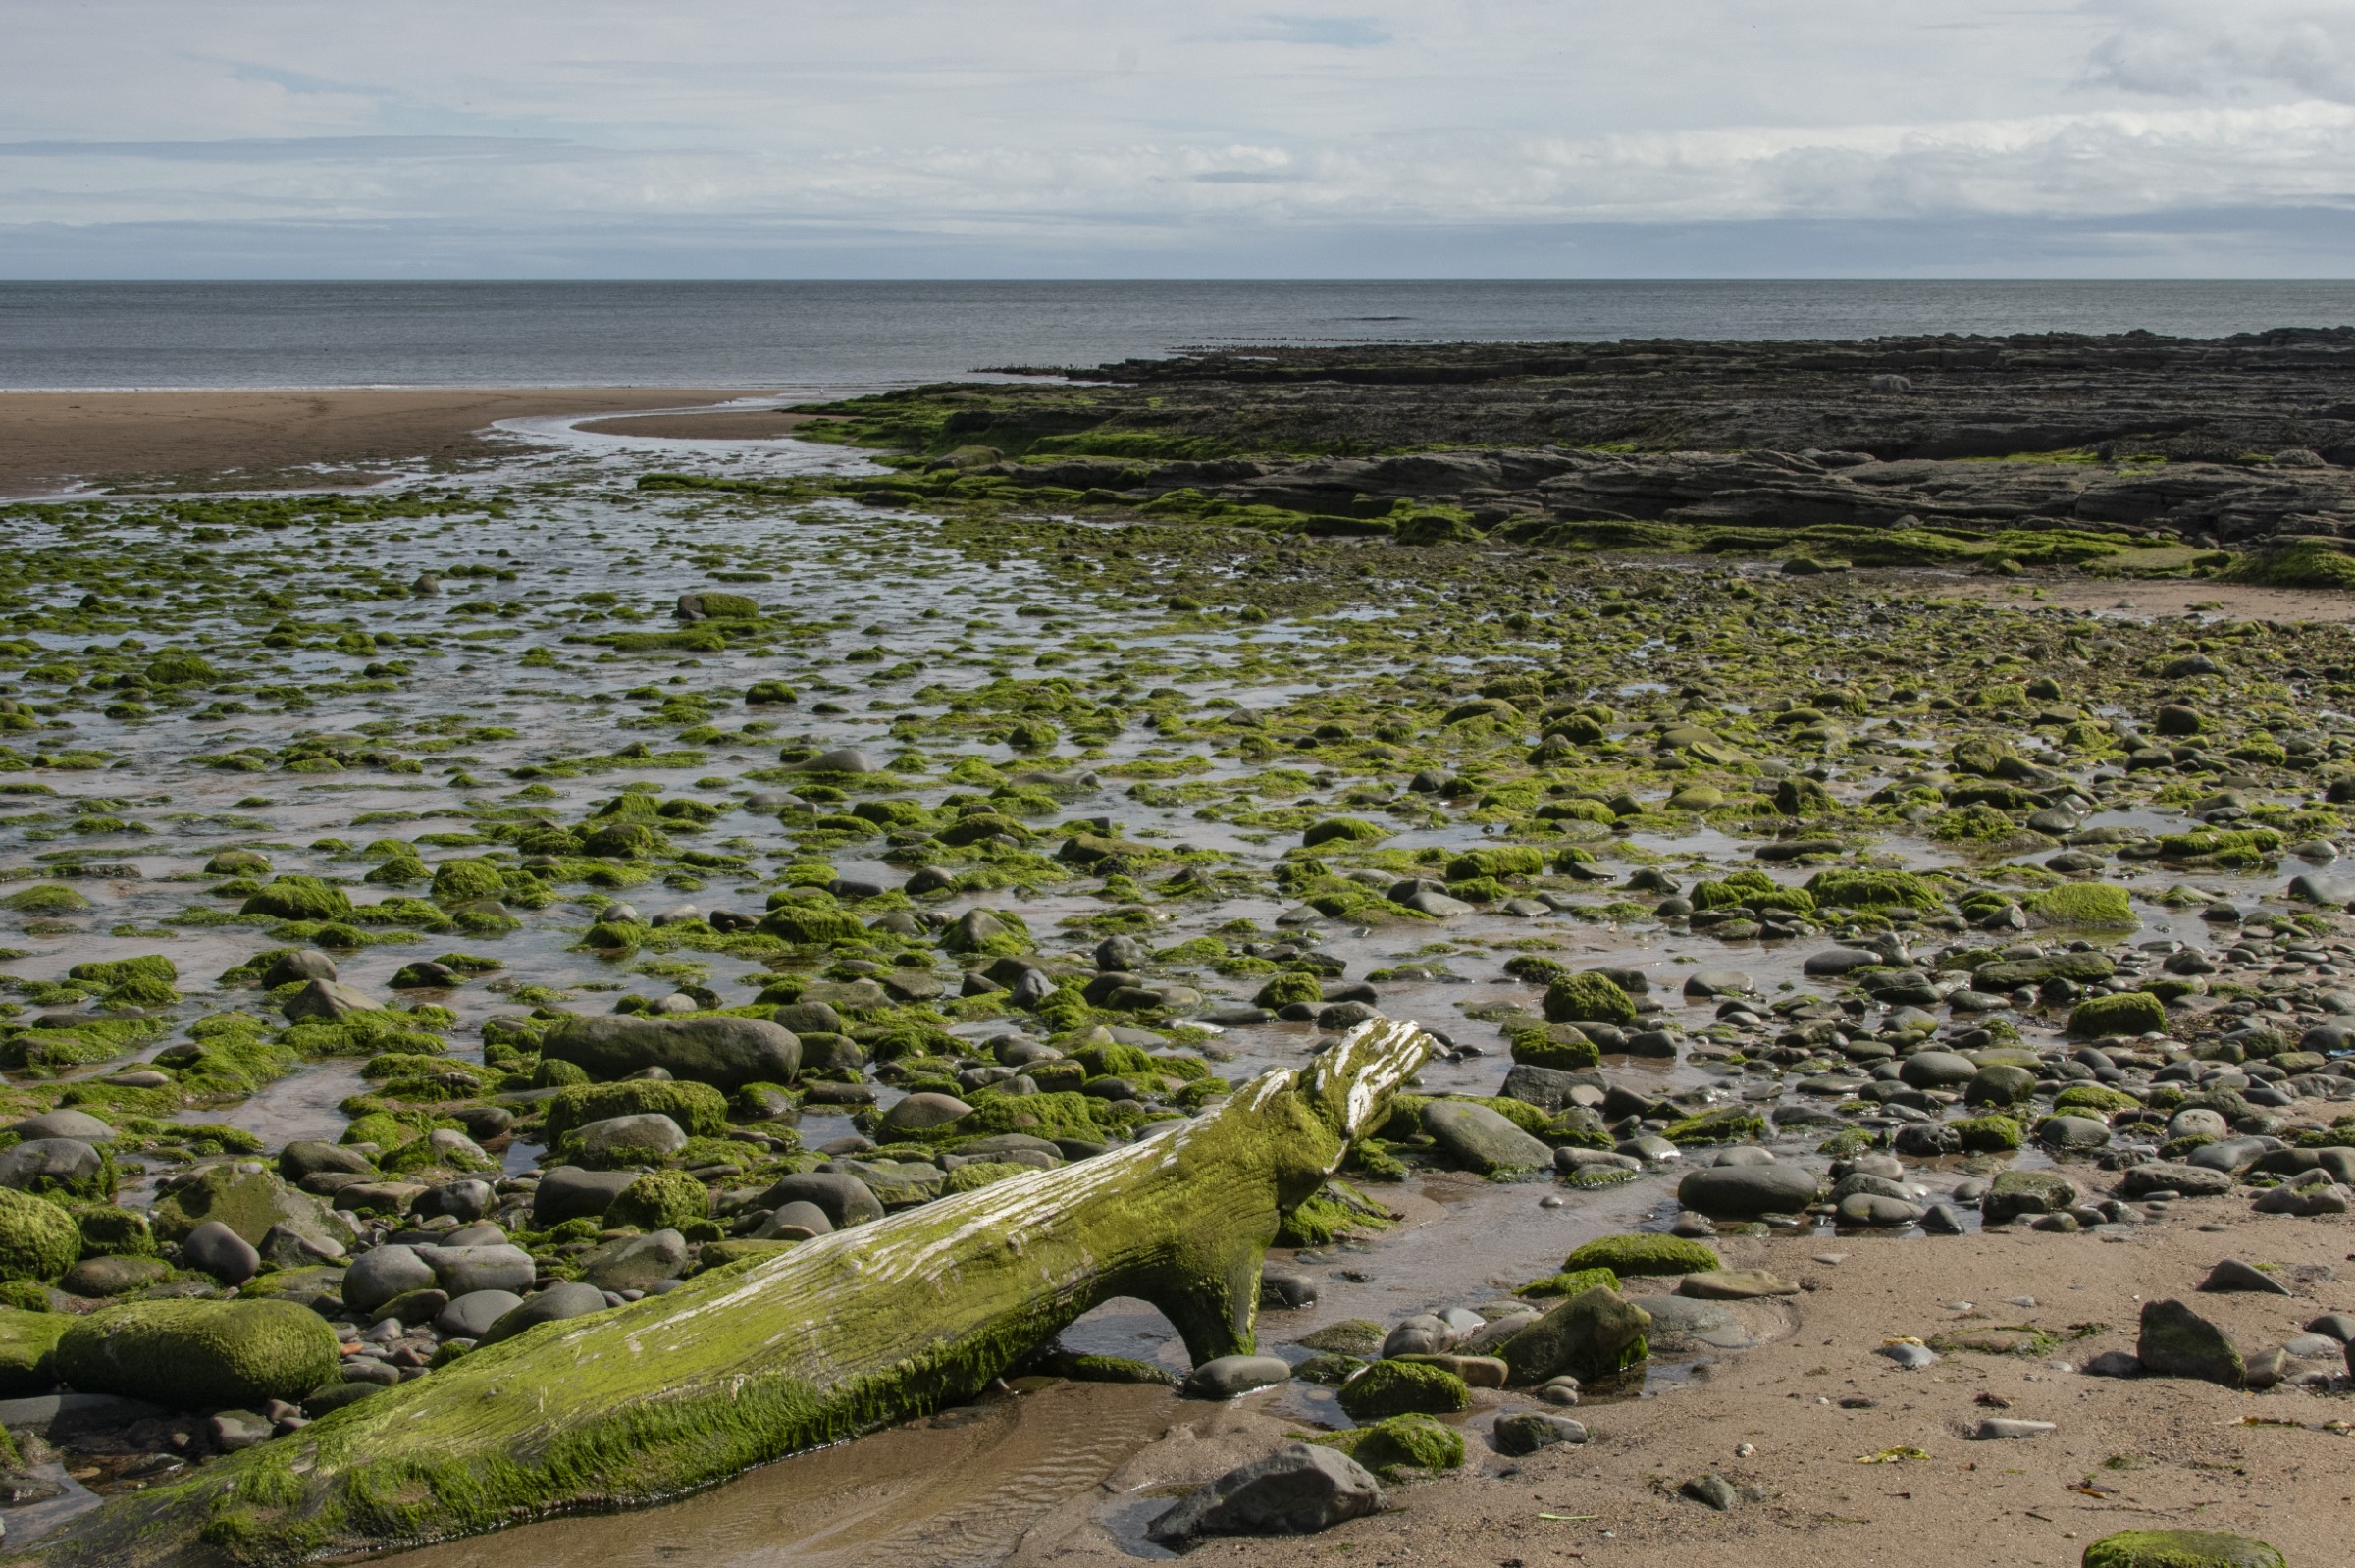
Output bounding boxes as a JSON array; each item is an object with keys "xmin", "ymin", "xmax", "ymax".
[{"xmin": 4, "ymin": 279, "xmax": 2354, "ymax": 392}]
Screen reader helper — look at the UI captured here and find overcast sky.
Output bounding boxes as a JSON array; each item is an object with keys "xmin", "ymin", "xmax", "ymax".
[{"xmin": 4, "ymin": 0, "xmax": 2354, "ymax": 277}]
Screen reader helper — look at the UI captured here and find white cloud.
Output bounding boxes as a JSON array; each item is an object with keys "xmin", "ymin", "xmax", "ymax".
[
  {"xmin": 0, "ymin": 0, "xmax": 2349, "ymax": 271},
  {"xmin": 2086, "ymin": 3, "xmax": 2355, "ymax": 104}
]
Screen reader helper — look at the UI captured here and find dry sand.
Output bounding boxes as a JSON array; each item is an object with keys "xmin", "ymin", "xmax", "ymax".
[{"xmin": 0, "ymin": 387, "xmax": 759, "ymax": 495}]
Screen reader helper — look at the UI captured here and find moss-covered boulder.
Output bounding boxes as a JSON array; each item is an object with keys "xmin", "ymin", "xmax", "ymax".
[
  {"xmin": 2024, "ymin": 882, "xmax": 2138, "ymax": 930},
  {"xmin": 151, "ymin": 1165, "xmax": 342, "ymax": 1250},
  {"xmin": 430, "ymin": 859, "xmax": 508, "ymax": 903},
  {"xmin": 1560, "ymin": 1233, "xmax": 1720, "ymax": 1278},
  {"xmin": 1506, "ymin": 1022, "xmax": 1600, "ymax": 1071},
  {"xmin": 1543, "ymin": 971, "xmax": 1636, "ymax": 1027},
  {"xmin": 1310, "ymin": 1412, "xmax": 1464, "ymax": 1478},
  {"xmin": 238, "ymin": 875, "xmax": 353, "ymax": 922},
  {"xmin": 1497, "ymin": 1285, "xmax": 1650, "ymax": 1385},
  {"xmin": 2081, "ymin": 1529, "xmax": 2284, "ymax": 1568},
  {"xmin": 604, "ymin": 1171, "xmax": 711, "ymax": 1231},
  {"xmin": 2069, "ymin": 991, "xmax": 2169, "ymax": 1038},
  {"xmin": 538, "ymin": 1014, "xmax": 801, "ymax": 1089},
  {"xmin": 1805, "ymin": 868, "xmax": 1943, "ymax": 911},
  {"xmin": 0, "ymin": 1188, "xmax": 80, "ymax": 1281},
  {"xmin": 55, "ymin": 1298, "xmax": 340, "ymax": 1410},
  {"xmin": 0, "ymin": 1305, "xmax": 70, "ymax": 1394},
  {"xmin": 543, "ymin": 1079, "xmax": 729, "ymax": 1141},
  {"xmin": 1334, "ymin": 1358, "xmax": 1471, "ymax": 1420}
]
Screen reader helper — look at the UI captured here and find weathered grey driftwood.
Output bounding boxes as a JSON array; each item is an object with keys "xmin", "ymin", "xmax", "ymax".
[{"xmin": 16, "ymin": 1019, "xmax": 1431, "ymax": 1567}]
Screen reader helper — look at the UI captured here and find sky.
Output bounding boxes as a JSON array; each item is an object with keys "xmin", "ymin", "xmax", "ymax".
[{"xmin": 2, "ymin": 0, "xmax": 2354, "ymax": 277}]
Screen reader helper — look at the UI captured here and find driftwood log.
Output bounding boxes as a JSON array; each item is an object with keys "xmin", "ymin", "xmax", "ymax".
[{"xmin": 17, "ymin": 1019, "xmax": 1432, "ymax": 1567}]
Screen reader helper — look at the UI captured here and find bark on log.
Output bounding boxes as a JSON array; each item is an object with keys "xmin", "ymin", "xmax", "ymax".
[{"xmin": 16, "ymin": 1019, "xmax": 1431, "ymax": 1567}]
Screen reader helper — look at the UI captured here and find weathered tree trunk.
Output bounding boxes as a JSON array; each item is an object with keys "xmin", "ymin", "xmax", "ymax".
[{"xmin": 17, "ymin": 1019, "xmax": 1431, "ymax": 1568}]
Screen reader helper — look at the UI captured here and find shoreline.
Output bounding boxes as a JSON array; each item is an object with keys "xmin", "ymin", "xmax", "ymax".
[{"xmin": 0, "ymin": 386, "xmax": 770, "ymax": 496}]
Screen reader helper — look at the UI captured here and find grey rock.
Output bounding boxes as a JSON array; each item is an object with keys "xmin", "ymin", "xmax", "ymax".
[
  {"xmin": 434, "ymin": 1289, "xmax": 525, "ymax": 1339},
  {"xmin": 281, "ymin": 978, "xmax": 379, "ymax": 1023},
  {"xmin": 341, "ymin": 1243, "xmax": 437, "ymax": 1316},
  {"xmin": 754, "ymin": 1200, "xmax": 835, "ymax": 1240},
  {"xmin": 1145, "ymin": 1442, "xmax": 1383, "ymax": 1543},
  {"xmin": 581, "ymin": 1229, "xmax": 689, "ymax": 1293},
  {"xmin": 1182, "ymin": 1354, "xmax": 1293, "ymax": 1399},
  {"xmin": 261, "ymin": 949, "xmax": 338, "ymax": 987},
  {"xmin": 2200, "ymin": 1258, "xmax": 2292, "ymax": 1296},
  {"xmin": 427, "ymin": 1244, "xmax": 536, "ymax": 1297},
  {"xmin": 5, "ymin": 1109, "xmax": 112, "ymax": 1142},
  {"xmin": 182, "ymin": 1220, "xmax": 261, "ymax": 1285},
  {"xmin": 1681, "ymin": 1472, "xmax": 1739, "ymax": 1510},
  {"xmin": 1422, "ymin": 1100, "xmax": 1551, "ymax": 1174},
  {"xmin": 759, "ymin": 1173, "xmax": 886, "ymax": 1228},
  {"xmin": 1880, "ymin": 1342, "xmax": 1941, "ymax": 1369},
  {"xmin": 529, "ymin": 1166, "xmax": 639, "ymax": 1227},
  {"xmin": 480, "ymin": 1281, "xmax": 611, "ymax": 1344},
  {"xmin": 2081, "ymin": 1349, "xmax": 2142, "ymax": 1378},
  {"xmin": 1492, "ymin": 1412, "xmax": 1589, "ymax": 1454},
  {"xmin": 1971, "ymin": 1418, "xmax": 2056, "ymax": 1439},
  {"xmin": 2120, "ymin": 1162, "xmax": 2233, "ymax": 1199},
  {"xmin": 573, "ymin": 1113, "xmax": 688, "ymax": 1160},
  {"xmin": 1677, "ymin": 1162, "xmax": 1820, "ymax": 1219},
  {"xmin": 0, "ymin": 1138, "xmax": 106, "ymax": 1192},
  {"xmin": 807, "ymin": 748, "xmax": 878, "ymax": 774},
  {"xmin": 2137, "ymin": 1298, "xmax": 2245, "ymax": 1386},
  {"xmin": 539, "ymin": 1014, "xmax": 801, "ymax": 1090}
]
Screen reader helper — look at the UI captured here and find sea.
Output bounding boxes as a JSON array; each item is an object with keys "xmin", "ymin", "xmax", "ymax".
[{"xmin": 3, "ymin": 279, "xmax": 2355, "ymax": 392}]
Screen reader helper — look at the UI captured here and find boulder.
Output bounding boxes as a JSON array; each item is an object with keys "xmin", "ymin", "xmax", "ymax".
[
  {"xmin": 758, "ymin": 1173, "xmax": 885, "ymax": 1228},
  {"xmin": 0, "ymin": 1138, "xmax": 109, "ymax": 1198},
  {"xmin": 2136, "ymin": 1298, "xmax": 2244, "ymax": 1387},
  {"xmin": 341, "ymin": 1243, "xmax": 438, "ymax": 1316},
  {"xmin": 5, "ymin": 1110, "xmax": 113, "ymax": 1142},
  {"xmin": 435, "ymin": 1290, "xmax": 525, "ymax": 1340},
  {"xmin": 54, "ymin": 1299, "xmax": 340, "ymax": 1410},
  {"xmin": 427, "ymin": 1244, "xmax": 536, "ymax": 1298},
  {"xmin": 1676, "ymin": 1162, "xmax": 1820, "ymax": 1219},
  {"xmin": 1497, "ymin": 1286, "xmax": 1651, "ymax": 1385},
  {"xmin": 480, "ymin": 1281, "xmax": 611, "ymax": 1345},
  {"xmin": 572, "ymin": 1113, "xmax": 689, "ymax": 1162},
  {"xmin": 181, "ymin": 1220, "xmax": 261, "ymax": 1285},
  {"xmin": 1181, "ymin": 1354, "xmax": 1292, "ymax": 1399},
  {"xmin": 538, "ymin": 1015, "xmax": 800, "ymax": 1089},
  {"xmin": 0, "ymin": 1186, "xmax": 81, "ymax": 1281},
  {"xmin": 1421, "ymin": 1100, "xmax": 1551, "ymax": 1175},
  {"xmin": 580, "ymin": 1229, "xmax": 689, "ymax": 1294},
  {"xmin": 153, "ymin": 1165, "xmax": 345, "ymax": 1251},
  {"xmin": 1146, "ymin": 1442, "xmax": 1383, "ymax": 1544},
  {"xmin": 529, "ymin": 1167, "xmax": 639, "ymax": 1227}
]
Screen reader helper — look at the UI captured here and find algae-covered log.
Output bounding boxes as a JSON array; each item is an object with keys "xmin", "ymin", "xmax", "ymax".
[{"xmin": 16, "ymin": 1019, "xmax": 1432, "ymax": 1568}]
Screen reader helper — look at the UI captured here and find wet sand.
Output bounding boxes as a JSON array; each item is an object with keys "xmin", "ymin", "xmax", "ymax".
[
  {"xmin": 0, "ymin": 387, "xmax": 759, "ymax": 495},
  {"xmin": 370, "ymin": 1187, "xmax": 2352, "ymax": 1568}
]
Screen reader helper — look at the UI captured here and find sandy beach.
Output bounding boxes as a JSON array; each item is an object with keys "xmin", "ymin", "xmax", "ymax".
[{"xmin": 0, "ymin": 387, "xmax": 761, "ymax": 496}]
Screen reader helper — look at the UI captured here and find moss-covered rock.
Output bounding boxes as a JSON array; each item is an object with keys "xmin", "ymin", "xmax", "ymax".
[
  {"xmin": 1542, "ymin": 971, "xmax": 1635, "ymax": 1027},
  {"xmin": 1805, "ymin": 868, "xmax": 1943, "ymax": 911},
  {"xmin": 2080, "ymin": 1530, "xmax": 2283, "ymax": 1568},
  {"xmin": 605, "ymin": 1171, "xmax": 711, "ymax": 1231},
  {"xmin": 2068, "ymin": 991, "xmax": 2169, "ymax": 1038},
  {"xmin": 0, "ymin": 1305, "xmax": 70, "ymax": 1394},
  {"xmin": 239, "ymin": 875, "xmax": 353, "ymax": 922},
  {"xmin": 544, "ymin": 1079, "xmax": 729, "ymax": 1141},
  {"xmin": 1334, "ymin": 1358, "xmax": 1471, "ymax": 1420},
  {"xmin": 1310, "ymin": 1412, "xmax": 1464, "ymax": 1478},
  {"xmin": 1560, "ymin": 1233, "xmax": 1720, "ymax": 1278},
  {"xmin": 54, "ymin": 1297, "xmax": 340, "ymax": 1410},
  {"xmin": 151, "ymin": 1165, "xmax": 340, "ymax": 1249},
  {"xmin": 430, "ymin": 858, "xmax": 509, "ymax": 903},
  {"xmin": 1497, "ymin": 1284, "xmax": 1650, "ymax": 1385},
  {"xmin": 1252, "ymin": 970, "xmax": 1325, "ymax": 1010},
  {"xmin": 0, "ymin": 1188, "xmax": 80, "ymax": 1281},
  {"xmin": 1301, "ymin": 816, "xmax": 1387, "ymax": 847},
  {"xmin": 2025, "ymin": 883, "xmax": 2138, "ymax": 930},
  {"xmin": 1952, "ymin": 1114, "xmax": 2025, "ymax": 1153},
  {"xmin": 1505, "ymin": 1021, "xmax": 1600, "ymax": 1071}
]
